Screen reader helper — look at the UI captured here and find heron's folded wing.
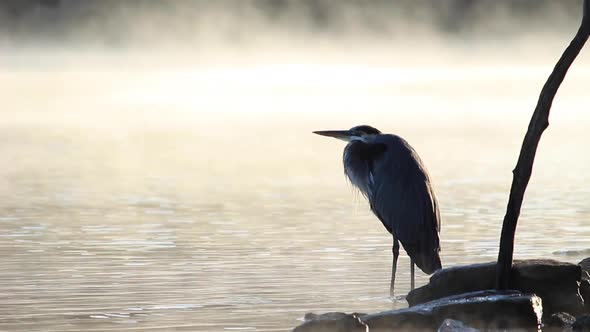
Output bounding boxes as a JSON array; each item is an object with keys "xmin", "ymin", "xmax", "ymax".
[{"xmin": 368, "ymin": 135, "xmax": 441, "ymax": 273}]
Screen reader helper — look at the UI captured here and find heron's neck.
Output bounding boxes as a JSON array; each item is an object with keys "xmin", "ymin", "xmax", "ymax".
[{"xmin": 343, "ymin": 141, "xmax": 372, "ymax": 196}]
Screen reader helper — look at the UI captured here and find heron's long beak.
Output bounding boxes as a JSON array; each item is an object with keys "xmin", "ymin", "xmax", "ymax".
[{"xmin": 313, "ymin": 130, "xmax": 354, "ymax": 141}]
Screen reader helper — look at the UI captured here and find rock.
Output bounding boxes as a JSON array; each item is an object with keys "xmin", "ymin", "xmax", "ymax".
[
  {"xmin": 292, "ymin": 291, "xmax": 541, "ymax": 332},
  {"xmin": 515, "ymin": 259, "xmax": 580, "ymax": 281},
  {"xmin": 573, "ymin": 314, "xmax": 590, "ymax": 331},
  {"xmin": 512, "ymin": 260, "xmax": 583, "ymax": 316},
  {"xmin": 407, "ymin": 262, "xmax": 496, "ymax": 306},
  {"xmin": 407, "ymin": 259, "xmax": 584, "ymax": 316},
  {"xmin": 292, "ymin": 312, "xmax": 366, "ymax": 332},
  {"xmin": 362, "ymin": 290, "xmax": 541, "ymax": 331},
  {"xmin": 360, "ymin": 306, "xmax": 435, "ymax": 331},
  {"xmin": 437, "ymin": 319, "xmax": 480, "ymax": 332},
  {"xmin": 579, "ymin": 258, "xmax": 590, "ymax": 278},
  {"xmin": 580, "ymin": 279, "xmax": 590, "ymax": 312},
  {"xmin": 544, "ymin": 312, "xmax": 575, "ymax": 330}
]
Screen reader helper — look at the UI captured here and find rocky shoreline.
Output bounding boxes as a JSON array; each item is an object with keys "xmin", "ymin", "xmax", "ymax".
[{"xmin": 293, "ymin": 258, "xmax": 590, "ymax": 331}]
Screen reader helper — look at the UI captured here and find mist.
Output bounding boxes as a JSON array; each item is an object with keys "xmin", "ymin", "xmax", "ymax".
[
  {"xmin": 1, "ymin": 0, "xmax": 587, "ymax": 66},
  {"xmin": 3, "ymin": 0, "xmax": 589, "ymax": 126}
]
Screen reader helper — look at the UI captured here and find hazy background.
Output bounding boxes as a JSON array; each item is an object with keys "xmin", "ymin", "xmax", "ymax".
[
  {"xmin": 1, "ymin": 0, "xmax": 588, "ymax": 64},
  {"xmin": 0, "ymin": 1, "xmax": 585, "ymax": 45},
  {"xmin": 1, "ymin": 1, "xmax": 590, "ymax": 331}
]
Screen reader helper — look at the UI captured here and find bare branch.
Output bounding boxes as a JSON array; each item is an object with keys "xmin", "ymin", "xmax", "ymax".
[{"xmin": 495, "ymin": 0, "xmax": 590, "ymax": 289}]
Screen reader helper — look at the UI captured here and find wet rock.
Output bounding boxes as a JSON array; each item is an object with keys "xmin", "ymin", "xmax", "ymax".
[
  {"xmin": 544, "ymin": 312, "xmax": 575, "ymax": 330},
  {"xmin": 406, "ymin": 262, "xmax": 496, "ymax": 306},
  {"xmin": 580, "ymin": 279, "xmax": 590, "ymax": 312},
  {"xmin": 292, "ymin": 291, "xmax": 541, "ymax": 332},
  {"xmin": 362, "ymin": 290, "xmax": 541, "ymax": 331},
  {"xmin": 437, "ymin": 318, "xmax": 480, "ymax": 332},
  {"xmin": 407, "ymin": 259, "xmax": 584, "ymax": 316},
  {"xmin": 360, "ymin": 306, "xmax": 434, "ymax": 331},
  {"xmin": 293, "ymin": 312, "xmax": 366, "ymax": 332},
  {"xmin": 513, "ymin": 260, "xmax": 583, "ymax": 316},
  {"xmin": 579, "ymin": 258, "xmax": 590, "ymax": 278},
  {"xmin": 573, "ymin": 314, "xmax": 590, "ymax": 331}
]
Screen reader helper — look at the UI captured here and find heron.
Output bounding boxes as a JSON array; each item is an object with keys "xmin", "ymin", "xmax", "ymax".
[{"xmin": 313, "ymin": 125, "xmax": 441, "ymax": 296}]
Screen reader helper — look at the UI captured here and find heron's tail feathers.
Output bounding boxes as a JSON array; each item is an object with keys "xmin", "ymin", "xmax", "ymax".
[{"xmin": 409, "ymin": 248, "xmax": 442, "ymax": 275}]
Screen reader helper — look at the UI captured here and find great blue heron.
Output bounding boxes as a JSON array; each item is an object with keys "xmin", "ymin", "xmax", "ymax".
[{"xmin": 314, "ymin": 125, "xmax": 442, "ymax": 296}]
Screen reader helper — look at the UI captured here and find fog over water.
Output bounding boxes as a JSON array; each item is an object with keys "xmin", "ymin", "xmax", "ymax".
[{"xmin": 1, "ymin": 1, "xmax": 590, "ymax": 331}]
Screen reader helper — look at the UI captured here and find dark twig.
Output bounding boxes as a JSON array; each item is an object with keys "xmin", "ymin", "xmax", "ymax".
[{"xmin": 496, "ymin": 0, "xmax": 590, "ymax": 289}]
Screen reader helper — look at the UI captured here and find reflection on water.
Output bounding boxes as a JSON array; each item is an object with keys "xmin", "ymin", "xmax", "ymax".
[{"xmin": 0, "ymin": 65, "xmax": 589, "ymax": 331}]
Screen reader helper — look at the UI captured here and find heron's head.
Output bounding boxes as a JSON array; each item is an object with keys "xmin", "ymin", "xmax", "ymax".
[{"xmin": 313, "ymin": 125, "xmax": 381, "ymax": 142}]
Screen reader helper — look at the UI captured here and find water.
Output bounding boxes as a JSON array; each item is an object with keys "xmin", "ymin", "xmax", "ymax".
[{"xmin": 1, "ymin": 62, "xmax": 590, "ymax": 331}]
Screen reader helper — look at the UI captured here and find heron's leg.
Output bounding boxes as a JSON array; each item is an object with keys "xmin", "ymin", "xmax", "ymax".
[
  {"xmin": 390, "ymin": 238, "xmax": 400, "ymax": 297},
  {"xmin": 410, "ymin": 260, "xmax": 415, "ymax": 291}
]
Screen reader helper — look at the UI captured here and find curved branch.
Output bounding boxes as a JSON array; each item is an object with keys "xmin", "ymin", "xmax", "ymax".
[{"xmin": 496, "ymin": 0, "xmax": 590, "ymax": 289}]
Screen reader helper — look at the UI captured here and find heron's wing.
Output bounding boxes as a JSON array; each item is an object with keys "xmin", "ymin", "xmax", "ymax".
[{"xmin": 368, "ymin": 135, "xmax": 441, "ymax": 274}]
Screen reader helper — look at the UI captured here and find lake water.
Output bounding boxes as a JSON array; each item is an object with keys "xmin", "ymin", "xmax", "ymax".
[{"xmin": 1, "ymin": 61, "xmax": 590, "ymax": 331}]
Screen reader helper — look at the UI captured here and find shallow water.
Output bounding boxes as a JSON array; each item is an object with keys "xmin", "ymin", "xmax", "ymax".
[{"xmin": 1, "ymin": 63, "xmax": 590, "ymax": 331}]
